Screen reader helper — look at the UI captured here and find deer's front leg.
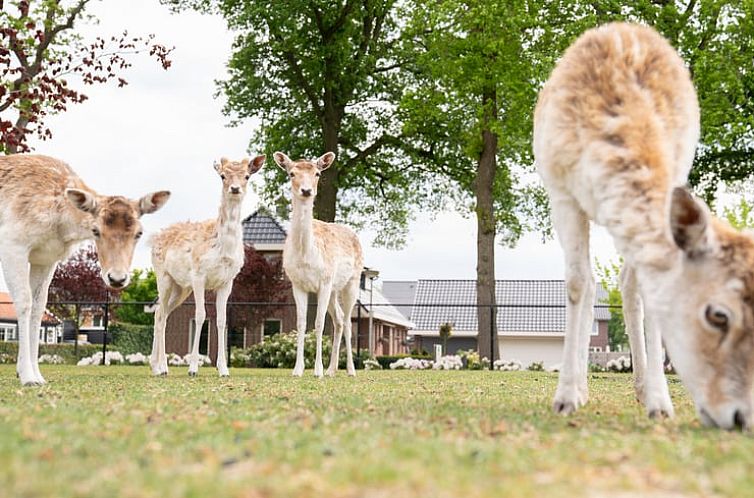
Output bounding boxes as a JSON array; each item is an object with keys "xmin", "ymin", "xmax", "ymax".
[
  {"xmin": 291, "ymin": 285, "xmax": 308, "ymax": 377},
  {"xmin": 215, "ymin": 282, "xmax": 232, "ymax": 377},
  {"xmin": 188, "ymin": 280, "xmax": 206, "ymax": 377},
  {"xmin": 313, "ymin": 281, "xmax": 334, "ymax": 378}
]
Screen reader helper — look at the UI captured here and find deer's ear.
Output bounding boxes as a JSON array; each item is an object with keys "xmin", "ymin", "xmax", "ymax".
[
  {"xmin": 670, "ymin": 187, "xmax": 714, "ymax": 258},
  {"xmin": 248, "ymin": 155, "xmax": 265, "ymax": 175},
  {"xmin": 316, "ymin": 151, "xmax": 335, "ymax": 171},
  {"xmin": 273, "ymin": 151, "xmax": 294, "ymax": 172},
  {"xmin": 138, "ymin": 191, "xmax": 171, "ymax": 216},
  {"xmin": 66, "ymin": 188, "xmax": 98, "ymax": 214}
]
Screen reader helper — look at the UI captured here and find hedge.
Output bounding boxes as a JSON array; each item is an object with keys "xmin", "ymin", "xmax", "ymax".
[
  {"xmin": 0, "ymin": 342, "xmax": 102, "ymax": 365},
  {"xmin": 109, "ymin": 322, "xmax": 153, "ymax": 356}
]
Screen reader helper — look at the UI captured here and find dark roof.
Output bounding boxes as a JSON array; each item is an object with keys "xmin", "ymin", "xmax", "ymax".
[
  {"xmin": 380, "ymin": 281, "xmax": 417, "ymax": 320},
  {"xmin": 410, "ymin": 280, "xmax": 611, "ymax": 333},
  {"xmin": 242, "ymin": 209, "xmax": 287, "ymax": 246}
]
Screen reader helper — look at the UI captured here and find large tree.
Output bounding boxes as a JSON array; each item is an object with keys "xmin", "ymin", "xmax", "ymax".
[
  {"xmin": 399, "ymin": 0, "xmax": 563, "ymax": 361},
  {"xmin": 162, "ymin": 0, "xmax": 447, "ymax": 245},
  {"xmin": 0, "ymin": 0, "xmax": 172, "ymax": 153}
]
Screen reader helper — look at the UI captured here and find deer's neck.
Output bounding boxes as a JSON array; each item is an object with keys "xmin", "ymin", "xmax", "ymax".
[
  {"xmin": 604, "ymin": 183, "xmax": 679, "ymax": 282},
  {"xmin": 215, "ymin": 195, "xmax": 243, "ymax": 257},
  {"xmin": 289, "ymin": 197, "xmax": 318, "ymax": 257}
]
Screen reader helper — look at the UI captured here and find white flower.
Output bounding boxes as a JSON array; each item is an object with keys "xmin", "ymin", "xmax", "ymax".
[
  {"xmin": 493, "ymin": 359, "xmax": 523, "ymax": 371},
  {"xmin": 364, "ymin": 359, "xmax": 382, "ymax": 370},
  {"xmin": 433, "ymin": 355, "xmax": 463, "ymax": 370},
  {"xmin": 126, "ymin": 352, "xmax": 149, "ymax": 365},
  {"xmin": 77, "ymin": 357, "xmax": 93, "ymax": 366},
  {"xmin": 38, "ymin": 354, "xmax": 64, "ymax": 365},
  {"xmin": 389, "ymin": 357, "xmax": 433, "ymax": 370}
]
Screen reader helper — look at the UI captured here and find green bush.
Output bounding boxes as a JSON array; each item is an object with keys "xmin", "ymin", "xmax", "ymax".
[
  {"xmin": 110, "ymin": 323, "xmax": 153, "ymax": 355},
  {"xmin": 527, "ymin": 361, "xmax": 545, "ymax": 372},
  {"xmin": 0, "ymin": 342, "xmax": 102, "ymax": 364}
]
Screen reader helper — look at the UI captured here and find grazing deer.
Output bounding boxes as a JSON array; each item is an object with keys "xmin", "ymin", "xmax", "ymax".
[
  {"xmin": 150, "ymin": 156, "xmax": 265, "ymax": 377},
  {"xmin": 0, "ymin": 154, "xmax": 170, "ymax": 385},
  {"xmin": 273, "ymin": 151, "xmax": 363, "ymax": 377},
  {"xmin": 535, "ymin": 22, "xmax": 754, "ymax": 430}
]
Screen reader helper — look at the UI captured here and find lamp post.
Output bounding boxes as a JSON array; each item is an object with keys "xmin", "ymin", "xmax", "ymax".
[{"xmin": 362, "ymin": 267, "xmax": 380, "ymax": 358}]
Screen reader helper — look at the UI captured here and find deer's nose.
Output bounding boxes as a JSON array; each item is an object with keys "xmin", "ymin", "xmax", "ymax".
[
  {"xmin": 301, "ymin": 188, "xmax": 312, "ymax": 197},
  {"xmin": 107, "ymin": 272, "xmax": 128, "ymax": 289},
  {"xmin": 230, "ymin": 186, "xmax": 241, "ymax": 194}
]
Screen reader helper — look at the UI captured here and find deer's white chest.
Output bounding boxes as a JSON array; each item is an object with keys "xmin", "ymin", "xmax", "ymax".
[
  {"xmin": 199, "ymin": 242, "xmax": 244, "ymax": 290},
  {"xmin": 283, "ymin": 247, "xmax": 326, "ymax": 293}
]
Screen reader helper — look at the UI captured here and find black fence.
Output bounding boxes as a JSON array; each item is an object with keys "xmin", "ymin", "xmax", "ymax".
[{"xmin": 0, "ymin": 299, "xmax": 619, "ymax": 370}]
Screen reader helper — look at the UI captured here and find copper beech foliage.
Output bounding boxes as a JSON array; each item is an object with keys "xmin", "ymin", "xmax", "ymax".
[{"xmin": 0, "ymin": 0, "xmax": 173, "ymax": 153}]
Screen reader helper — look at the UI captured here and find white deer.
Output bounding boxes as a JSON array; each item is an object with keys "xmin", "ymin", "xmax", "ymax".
[
  {"xmin": 0, "ymin": 154, "xmax": 170, "ymax": 385},
  {"xmin": 273, "ymin": 151, "xmax": 363, "ymax": 377},
  {"xmin": 150, "ymin": 156, "xmax": 265, "ymax": 377},
  {"xmin": 535, "ymin": 22, "xmax": 754, "ymax": 430}
]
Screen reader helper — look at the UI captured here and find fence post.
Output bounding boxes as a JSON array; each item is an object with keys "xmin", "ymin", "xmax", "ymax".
[
  {"xmin": 74, "ymin": 304, "xmax": 79, "ymax": 360},
  {"xmin": 101, "ymin": 301, "xmax": 109, "ymax": 365},
  {"xmin": 489, "ymin": 304, "xmax": 495, "ymax": 370},
  {"xmin": 356, "ymin": 300, "xmax": 362, "ymax": 357}
]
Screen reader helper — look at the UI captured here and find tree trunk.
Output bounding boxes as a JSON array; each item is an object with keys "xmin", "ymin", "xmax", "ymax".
[
  {"xmin": 314, "ymin": 105, "xmax": 340, "ymax": 223},
  {"xmin": 5, "ymin": 115, "xmax": 29, "ymax": 154},
  {"xmin": 476, "ymin": 86, "xmax": 498, "ymax": 363}
]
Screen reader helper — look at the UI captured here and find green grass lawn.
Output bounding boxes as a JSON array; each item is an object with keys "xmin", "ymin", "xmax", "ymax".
[{"xmin": 1, "ymin": 366, "xmax": 752, "ymax": 498}]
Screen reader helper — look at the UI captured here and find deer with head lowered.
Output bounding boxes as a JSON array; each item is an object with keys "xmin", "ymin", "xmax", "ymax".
[
  {"xmin": 535, "ymin": 22, "xmax": 754, "ymax": 430},
  {"xmin": 150, "ymin": 156, "xmax": 265, "ymax": 377},
  {"xmin": 0, "ymin": 154, "xmax": 170, "ymax": 386},
  {"xmin": 274, "ymin": 151, "xmax": 363, "ymax": 378}
]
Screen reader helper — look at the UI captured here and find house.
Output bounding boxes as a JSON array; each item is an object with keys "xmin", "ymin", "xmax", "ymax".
[
  {"xmin": 161, "ymin": 209, "xmax": 413, "ymax": 363},
  {"xmin": 381, "ymin": 280, "xmax": 610, "ymax": 368},
  {"xmin": 353, "ymin": 284, "xmax": 414, "ymax": 356},
  {"xmin": 0, "ymin": 291, "xmax": 62, "ymax": 344}
]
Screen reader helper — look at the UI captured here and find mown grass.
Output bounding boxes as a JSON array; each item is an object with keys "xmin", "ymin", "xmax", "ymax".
[{"xmin": 0, "ymin": 366, "xmax": 752, "ymax": 498}]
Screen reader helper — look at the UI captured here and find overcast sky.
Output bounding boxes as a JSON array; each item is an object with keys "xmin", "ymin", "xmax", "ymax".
[{"xmin": 7, "ymin": 0, "xmax": 623, "ymax": 291}]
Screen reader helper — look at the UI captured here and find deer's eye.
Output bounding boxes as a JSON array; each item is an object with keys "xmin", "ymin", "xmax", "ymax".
[
  {"xmin": 135, "ymin": 230, "xmax": 143, "ymax": 240},
  {"xmin": 220, "ymin": 174, "xmax": 226, "ymax": 180},
  {"xmin": 245, "ymin": 175, "xmax": 250, "ymax": 180},
  {"xmin": 705, "ymin": 304, "xmax": 731, "ymax": 333},
  {"xmin": 92, "ymin": 227, "xmax": 101, "ymax": 238},
  {"xmin": 289, "ymin": 172, "xmax": 295, "ymax": 178},
  {"xmin": 315, "ymin": 172, "xmax": 321, "ymax": 177}
]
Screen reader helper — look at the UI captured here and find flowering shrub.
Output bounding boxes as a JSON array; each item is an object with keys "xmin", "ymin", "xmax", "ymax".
[
  {"xmin": 0, "ymin": 353, "xmax": 15, "ymax": 364},
  {"xmin": 126, "ymin": 352, "xmax": 150, "ymax": 365},
  {"xmin": 606, "ymin": 355, "xmax": 632, "ymax": 373},
  {"xmin": 246, "ymin": 331, "xmax": 332, "ymax": 369},
  {"xmin": 182, "ymin": 353, "xmax": 211, "ymax": 366},
  {"xmin": 389, "ymin": 357, "xmax": 433, "ymax": 370},
  {"xmin": 493, "ymin": 359, "xmax": 523, "ymax": 371},
  {"xmin": 433, "ymin": 355, "xmax": 463, "ymax": 370},
  {"xmin": 456, "ymin": 349, "xmax": 490, "ymax": 370},
  {"xmin": 38, "ymin": 354, "xmax": 64, "ymax": 365},
  {"xmin": 364, "ymin": 358, "xmax": 382, "ymax": 370},
  {"xmin": 77, "ymin": 351, "xmax": 125, "ymax": 366},
  {"xmin": 527, "ymin": 361, "xmax": 545, "ymax": 372}
]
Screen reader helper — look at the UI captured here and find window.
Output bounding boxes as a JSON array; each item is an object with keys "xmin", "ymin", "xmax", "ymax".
[
  {"xmin": 229, "ymin": 327, "xmax": 245, "ymax": 349},
  {"xmin": 262, "ymin": 319, "xmax": 282, "ymax": 339},
  {"xmin": 92, "ymin": 315, "xmax": 103, "ymax": 327},
  {"xmin": 589, "ymin": 346, "xmax": 603, "ymax": 353},
  {"xmin": 189, "ymin": 320, "xmax": 210, "ymax": 356},
  {"xmin": 0, "ymin": 325, "xmax": 16, "ymax": 342}
]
